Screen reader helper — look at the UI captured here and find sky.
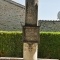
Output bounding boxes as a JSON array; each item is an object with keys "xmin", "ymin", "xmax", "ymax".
[{"xmin": 12, "ymin": 0, "xmax": 60, "ymax": 20}]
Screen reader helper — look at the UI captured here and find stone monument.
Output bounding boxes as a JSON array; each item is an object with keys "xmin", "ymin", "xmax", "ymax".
[{"xmin": 23, "ymin": 0, "xmax": 40, "ymax": 60}]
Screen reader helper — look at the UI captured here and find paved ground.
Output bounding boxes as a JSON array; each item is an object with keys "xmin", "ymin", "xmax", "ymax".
[{"xmin": 0, "ymin": 57, "xmax": 59, "ymax": 60}]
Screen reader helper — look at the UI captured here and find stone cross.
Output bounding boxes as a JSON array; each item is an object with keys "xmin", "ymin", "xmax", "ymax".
[{"xmin": 23, "ymin": 0, "xmax": 39, "ymax": 60}]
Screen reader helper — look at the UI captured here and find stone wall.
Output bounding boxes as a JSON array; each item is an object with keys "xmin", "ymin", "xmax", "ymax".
[
  {"xmin": 0, "ymin": 0, "xmax": 60, "ymax": 31},
  {"xmin": 0, "ymin": 0, "xmax": 25, "ymax": 31},
  {"xmin": 39, "ymin": 20, "xmax": 60, "ymax": 32}
]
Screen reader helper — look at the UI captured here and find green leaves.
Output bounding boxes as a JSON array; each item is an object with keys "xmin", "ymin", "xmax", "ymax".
[
  {"xmin": 0, "ymin": 31, "xmax": 23, "ymax": 57},
  {"xmin": 38, "ymin": 32, "xmax": 60, "ymax": 59}
]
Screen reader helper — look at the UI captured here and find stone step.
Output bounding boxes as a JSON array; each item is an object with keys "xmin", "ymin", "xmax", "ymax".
[
  {"xmin": 0, "ymin": 57, "xmax": 59, "ymax": 60},
  {"xmin": 0, "ymin": 57, "xmax": 23, "ymax": 60}
]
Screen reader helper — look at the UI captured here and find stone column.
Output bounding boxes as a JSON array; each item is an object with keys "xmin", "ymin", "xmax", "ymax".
[
  {"xmin": 25, "ymin": 0, "xmax": 38, "ymax": 26},
  {"xmin": 23, "ymin": 0, "xmax": 39, "ymax": 60}
]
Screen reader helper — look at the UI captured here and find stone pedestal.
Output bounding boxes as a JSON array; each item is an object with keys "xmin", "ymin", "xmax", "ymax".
[
  {"xmin": 23, "ymin": 43, "xmax": 38, "ymax": 60},
  {"xmin": 23, "ymin": 0, "xmax": 39, "ymax": 60},
  {"xmin": 23, "ymin": 26, "xmax": 39, "ymax": 60}
]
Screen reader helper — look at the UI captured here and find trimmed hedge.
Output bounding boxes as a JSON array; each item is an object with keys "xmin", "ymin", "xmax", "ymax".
[
  {"xmin": 38, "ymin": 32, "xmax": 60, "ymax": 59},
  {"xmin": 0, "ymin": 31, "xmax": 23, "ymax": 57},
  {"xmin": 0, "ymin": 31, "xmax": 60, "ymax": 59}
]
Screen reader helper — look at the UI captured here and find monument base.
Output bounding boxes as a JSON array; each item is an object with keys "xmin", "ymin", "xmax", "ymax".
[{"xmin": 23, "ymin": 43, "xmax": 38, "ymax": 60}]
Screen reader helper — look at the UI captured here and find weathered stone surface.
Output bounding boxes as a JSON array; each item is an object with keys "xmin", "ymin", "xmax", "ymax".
[
  {"xmin": 23, "ymin": 0, "xmax": 39, "ymax": 60},
  {"xmin": 0, "ymin": 0, "xmax": 25, "ymax": 31},
  {"xmin": 23, "ymin": 26, "xmax": 39, "ymax": 42},
  {"xmin": 25, "ymin": 0, "xmax": 38, "ymax": 26},
  {"xmin": 38, "ymin": 20, "xmax": 60, "ymax": 31},
  {"xmin": 23, "ymin": 43, "xmax": 38, "ymax": 60}
]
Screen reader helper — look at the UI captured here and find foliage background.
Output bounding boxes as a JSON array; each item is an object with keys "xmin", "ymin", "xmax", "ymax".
[
  {"xmin": 0, "ymin": 31, "xmax": 23, "ymax": 57},
  {"xmin": 0, "ymin": 31, "xmax": 60, "ymax": 59},
  {"xmin": 38, "ymin": 32, "xmax": 60, "ymax": 59}
]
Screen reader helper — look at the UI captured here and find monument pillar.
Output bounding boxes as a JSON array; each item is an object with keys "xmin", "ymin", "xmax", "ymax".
[{"xmin": 23, "ymin": 0, "xmax": 39, "ymax": 60}]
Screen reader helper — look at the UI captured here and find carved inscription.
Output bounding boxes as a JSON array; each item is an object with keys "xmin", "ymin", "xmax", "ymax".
[{"xmin": 23, "ymin": 27, "xmax": 39, "ymax": 42}]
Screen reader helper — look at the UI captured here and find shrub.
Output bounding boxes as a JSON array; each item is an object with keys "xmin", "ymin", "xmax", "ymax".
[
  {"xmin": 0, "ymin": 31, "xmax": 23, "ymax": 57},
  {"xmin": 38, "ymin": 32, "xmax": 60, "ymax": 59},
  {"xmin": 0, "ymin": 31, "xmax": 60, "ymax": 59}
]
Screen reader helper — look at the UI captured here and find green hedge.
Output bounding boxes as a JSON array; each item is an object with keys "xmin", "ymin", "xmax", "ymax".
[
  {"xmin": 38, "ymin": 32, "xmax": 60, "ymax": 59},
  {"xmin": 0, "ymin": 31, "xmax": 23, "ymax": 57},
  {"xmin": 0, "ymin": 31, "xmax": 60, "ymax": 59}
]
